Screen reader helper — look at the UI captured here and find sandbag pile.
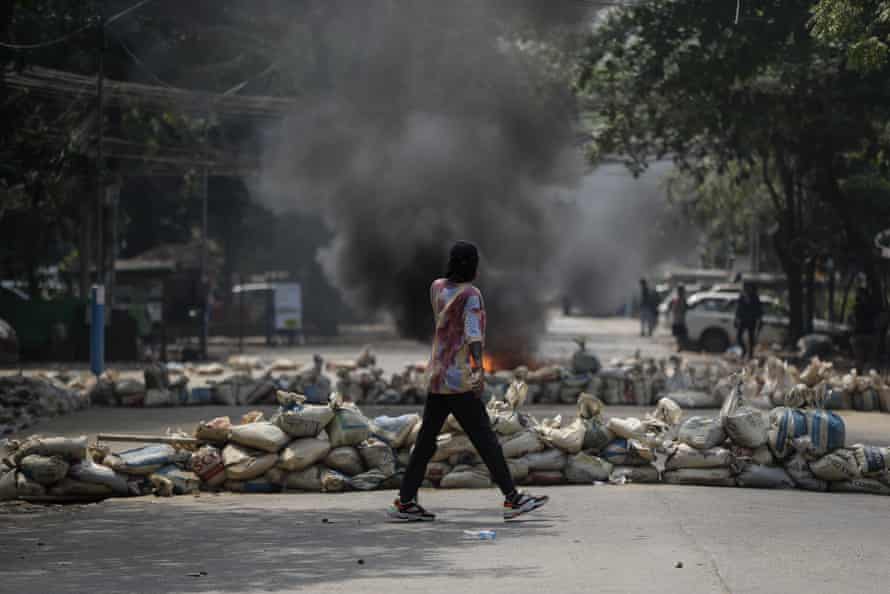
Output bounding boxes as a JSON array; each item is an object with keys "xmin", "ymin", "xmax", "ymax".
[
  {"xmin": 0, "ymin": 435, "xmax": 156, "ymax": 501},
  {"xmin": 5, "ymin": 374, "xmax": 890, "ymax": 503},
  {"xmin": 660, "ymin": 374, "xmax": 890, "ymax": 494},
  {"xmin": 742, "ymin": 356, "xmax": 890, "ymax": 413},
  {"xmin": 0, "ymin": 375, "xmax": 89, "ymax": 436}
]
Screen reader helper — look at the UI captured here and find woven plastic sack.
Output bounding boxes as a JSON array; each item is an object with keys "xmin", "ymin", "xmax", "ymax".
[
  {"xmin": 68, "ymin": 459, "xmax": 131, "ymax": 495},
  {"xmin": 347, "ymin": 468, "xmax": 388, "ymax": 491},
  {"xmin": 600, "ymin": 438, "xmax": 655, "ymax": 466},
  {"xmin": 665, "ymin": 444, "xmax": 732, "ymax": 470},
  {"xmin": 425, "ymin": 461, "xmax": 452, "ymax": 483},
  {"xmin": 811, "ymin": 449, "xmax": 860, "ymax": 481},
  {"xmin": 48, "ymin": 478, "xmax": 111, "ymax": 498},
  {"xmin": 663, "ymin": 468, "xmax": 735, "ymax": 487},
  {"xmin": 285, "ymin": 466, "xmax": 324, "ymax": 491},
  {"xmin": 805, "ymin": 410, "xmax": 845, "ymax": 455},
  {"xmin": 721, "ymin": 379, "xmax": 768, "ymax": 448},
  {"xmin": 520, "ymin": 449, "xmax": 567, "ymax": 471},
  {"xmin": 12, "ymin": 436, "xmax": 88, "ymax": 464},
  {"xmin": 324, "ymin": 447, "xmax": 364, "ymax": 476},
  {"xmin": 229, "ymin": 422, "xmax": 289, "ymax": 453},
  {"xmin": 829, "ymin": 478, "xmax": 890, "ymax": 495},
  {"xmin": 195, "ymin": 417, "xmax": 231, "ymax": 443},
  {"xmin": 279, "ymin": 438, "xmax": 331, "ymax": 472},
  {"xmin": 735, "ymin": 464, "xmax": 795, "ymax": 489},
  {"xmin": 610, "ymin": 464, "xmax": 659, "ymax": 484},
  {"xmin": 357, "ymin": 437, "xmax": 396, "ymax": 476},
  {"xmin": 540, "ymin": 417, "xmax": 586, "ymax": 454},
  {"xmin": 150, "ymin": 465, "xmax": 200, "ymax": 495},
  {"xmin": 853, "ymin": 445, "xmax": 890, "ymax": 476},
  {"xmin": 440, "ymin": 465, "xmax": 492, "ymax": 489},
  {"xmin": 225, "ymin": 477, "xmax": 282, "ymax": 493},
  {"xmin": 372, "ymin": 414, "xmax": 420, "ymax": 448},
  {"xmin": 19, "ymin": 455, "xmax": 69, "ymax": 486},
  {"xmin": 189, "ymin": 445, "xmax": 226, "ymax": 488},
  {"xmin": 784, "ymin": 454, "xmax": 828, "ymax": 492},
  {"xmin": 582, "ymin": 419, "xmax": 613, "ymax": 452},
  {"xmin": 223, "ymin": 445, "xmax": 277, "ymax": 480},
  {"xmin": 104, "ymin": 444, "xmax": 179, "ymax": 476},
  {"xmin": 677, "ymin": 417, "xmax": 725, "ymax": 450},
  {"xmin": 564, "ymin": 452, "xmax": 612, "ymax": 483},
  {"xmin": 768, "ymin": 408, "xmax": 809, "ymax": 460},
  {"xmin": 327, "ymin": 404, "xmax": 372, "ymax": 448},
  {"xmin": 499, "ymin": 430, "xmax": 544, "ymax": 459},
  {"xmin": 274, "ymin": 391, "xmax": 335, "ymax": 438},
  {"xmin": 577, "ymin": 392, "xmax": 604, "ymax": 420}
]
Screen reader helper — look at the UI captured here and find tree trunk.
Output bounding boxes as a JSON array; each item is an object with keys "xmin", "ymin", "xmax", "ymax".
[{"xmin": 806, "ymin": 258, "xmax": 816, "ymax": 335}]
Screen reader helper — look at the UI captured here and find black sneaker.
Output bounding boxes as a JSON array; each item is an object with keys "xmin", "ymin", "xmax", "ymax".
[
  {"xmin": 388, "ymin": 498, "xmax": 436, "ymax": 522},
  {"xmin": 503, "ymin": 491, "xmax": 549, "ymax": 520}
]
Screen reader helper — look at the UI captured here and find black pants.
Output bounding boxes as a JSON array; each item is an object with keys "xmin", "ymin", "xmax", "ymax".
[
  {"xmin": 737, "ymin": 324, "xmax": 757, "ymax": 359},
  {"xmin": 399, "ymin": 392, "xmax": 516, "ymax": 502}
]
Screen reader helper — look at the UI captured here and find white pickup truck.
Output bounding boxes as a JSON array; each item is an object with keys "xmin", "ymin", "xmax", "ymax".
[{"xmin": 665, "ymin": 291, "xmax": 848, "ymax": 353}]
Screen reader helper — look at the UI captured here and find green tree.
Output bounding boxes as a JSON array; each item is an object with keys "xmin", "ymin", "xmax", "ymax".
[
  {"xmin": 811, "ymin": 0, "xmax": 890, "ymax": 71},
  {"xmin": 578, "ymin": 0, "xmax": 890, "ymax": 341}
]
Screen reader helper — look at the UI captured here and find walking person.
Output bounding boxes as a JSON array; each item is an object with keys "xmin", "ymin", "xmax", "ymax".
[
  {"xmin": 639, "ymin": 279, "xmax": 658, "ymax": 337},
  {"xmin": 388, "ymin": 241, "xmax": 549, "ymax": 521},
  {"xmin": 734, "ymin": 282, "xmax": 763, "ymax": 359},
  {"xmin": 671, "ymin": 284, "xmax": 689, "ymax": 352}
]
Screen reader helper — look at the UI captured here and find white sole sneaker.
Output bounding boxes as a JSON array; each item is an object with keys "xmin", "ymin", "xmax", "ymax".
[{"xmin": 503, "ymin": 495, "xmax": 549, "ymax": 520}]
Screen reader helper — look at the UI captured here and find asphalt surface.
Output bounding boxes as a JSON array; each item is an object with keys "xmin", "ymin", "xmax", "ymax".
[
  {"xmin": 3, "ymin": 484, "xmax": 890, "ymax": 594},
  {"xmin": 4, "ymin": 317, "xmax": 890, "ymax": 594}
]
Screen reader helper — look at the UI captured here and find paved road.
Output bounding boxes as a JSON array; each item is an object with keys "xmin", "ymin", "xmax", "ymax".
[
  {"xmin": 207, "ymin": 314, "xmax": 683, "ymax": 376},
  {"xmin": 5, "ymin": 317, "xmax": 890, "ymax": 594},
  {"xmin": 3, "ymin": 484, "xmax": 890, "ymax": 594}
]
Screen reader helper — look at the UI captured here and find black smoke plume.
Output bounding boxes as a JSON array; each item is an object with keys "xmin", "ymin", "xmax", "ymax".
[{"xmin": 258, "ymin": 0, "xmax": 589, "ymax": 357}]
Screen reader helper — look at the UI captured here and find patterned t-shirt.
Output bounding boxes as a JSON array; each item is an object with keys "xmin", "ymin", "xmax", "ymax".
[{"xmin": 427, "ymin": 279, "xmax": 485, "ymax": 394}]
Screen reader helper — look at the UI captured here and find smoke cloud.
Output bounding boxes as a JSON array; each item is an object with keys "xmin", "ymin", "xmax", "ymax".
[
  {"xmin": 257, "ymin": 0, "xmax": 589, "ymax": 357},
  {"xmin": 557, "ymin": 162, "xmax": 700, "ymax": 315}
]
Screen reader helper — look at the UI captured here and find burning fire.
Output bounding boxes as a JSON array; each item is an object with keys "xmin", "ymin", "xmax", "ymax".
[{"xmin": 482, "ymin": 352, "xmax": 540, "ymax": 374}]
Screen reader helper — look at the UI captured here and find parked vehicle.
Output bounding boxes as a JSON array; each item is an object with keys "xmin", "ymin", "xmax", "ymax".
[
  {"xmin": 0, "ymin": 317, "xmax": 19, "ymax": 363},
  {"xmin": 671, "ymin": 291, "xmax": 849, "ymax": 353}
]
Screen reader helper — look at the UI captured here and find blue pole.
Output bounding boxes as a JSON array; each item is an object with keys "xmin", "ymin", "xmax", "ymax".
[{"xmin": 90, "ymin": 284, "xmax": 105, "ymax": 376}]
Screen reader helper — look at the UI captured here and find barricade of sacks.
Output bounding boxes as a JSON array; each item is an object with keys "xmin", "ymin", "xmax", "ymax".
[
  {"xmin": 737, "ymin": 356, "xmax": 890, "ymax": 412},
  {"xmin": 0, "ymin": 375, "xmax": 90, "ymax": 437},
  {"xmin": 488, "ymin": 352, "xmax": 730, "ymax": 408},
  {"xmin": 59, "ymin": 355, "xmax": 333, "ymax": 408},
  {"xmin": 661, "ymin": 374, "xmax": 890, "ymax": 494}
]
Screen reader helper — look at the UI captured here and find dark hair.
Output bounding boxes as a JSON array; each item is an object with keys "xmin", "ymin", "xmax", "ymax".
[{"xmin": 446, "ymin": 241, "xmax": 479, "ymax": 283}]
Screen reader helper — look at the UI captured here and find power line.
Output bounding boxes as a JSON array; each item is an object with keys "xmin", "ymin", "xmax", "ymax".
[
  {"xmin": 110, "ymin": 31, "xmax": 174, "ymax": 88},
  {"xmin": 0, "ymin": 22, "xmax": 93, "ymax": 50},
  {"xmin": 0, "ymin": 0, "xmax": 157, "ymax": 51}
]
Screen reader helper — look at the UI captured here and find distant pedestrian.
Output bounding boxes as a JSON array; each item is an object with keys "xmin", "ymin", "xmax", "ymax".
[
  {"xmin": 388, "ymin": 241, "xmax": 548, "ymax": 522},
  {"xmin": 734, "ymin": 282, "xmax": 763, "ymax": 359},
  {"xmin": 639, "ymin": 279, "xmax": 658, "ymax": 337},
  {"xmin": 852, "ymin": 286, "xmax": 880, "ymax": 368},
  {"xmin": 671, "ymin": 285, "xmax": 688, "ymax": 352}
]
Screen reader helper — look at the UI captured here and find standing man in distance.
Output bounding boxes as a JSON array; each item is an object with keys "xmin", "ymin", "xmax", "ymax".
[
  {"xmin": 388, "ymin": 241, "xmax": 549, "ymax": 521},
  {"xmin": 734, "ymin": 281, "xmax": 763, "ymax": 359},
  {"xmin": 639, "ymin": 278, "xmax": 657, "ymax": 337},
  {"xmin": 671, "ymin": 284, "xmax": 688, "ymax": 352}
]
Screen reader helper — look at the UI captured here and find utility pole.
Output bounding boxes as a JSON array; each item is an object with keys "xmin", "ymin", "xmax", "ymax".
[
  {"xmin": 95, "ymin": 3, "xmax": 105, "ymax": 287},
  {"xmin": 200, "ymin": 167, "xmax": 209, "ymax": 360}
]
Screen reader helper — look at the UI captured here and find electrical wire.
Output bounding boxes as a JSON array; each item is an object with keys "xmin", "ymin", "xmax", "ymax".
[
  {"xmin": 110, "ymin": 31, "xmax": 174, "ymax": 88},
  {"xmin": 0, "ymin": 0, "xmax": 157, "ymax": 51}
]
